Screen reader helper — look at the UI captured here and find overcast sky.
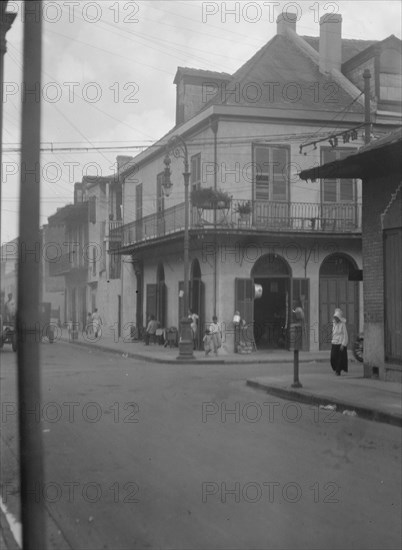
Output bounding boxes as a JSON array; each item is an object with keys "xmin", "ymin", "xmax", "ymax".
[{"xmin": 1, "ymin": 0, "xmax": 401, "ymax": 242}]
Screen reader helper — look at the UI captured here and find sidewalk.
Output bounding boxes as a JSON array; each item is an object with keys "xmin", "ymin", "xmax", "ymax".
[
  {"xmin": 247, "ymin": 373, "xmax": 402, "ymax": 427},
  {"xmin": 56, "ymin": 329, "xmax": 402, "ymax": 427},
  {"xmin": 56, "ymin": 328, "xmax": 330, "ymax": 365}
]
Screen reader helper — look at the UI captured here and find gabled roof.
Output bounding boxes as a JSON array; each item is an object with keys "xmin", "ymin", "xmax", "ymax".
[
  {"xmin": 202, "ymin": 33, "xmax": 364, "ymax": 113},
  {"xmin": 174, "ymin": 67, "xmax": 231, "ymax": 84}
]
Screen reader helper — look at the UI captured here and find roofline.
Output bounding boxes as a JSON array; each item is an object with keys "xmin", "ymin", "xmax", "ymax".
[
  {"xmin": 342, "ymin": 34, "xmax": 402, "ymax": 71},
  {"xmin": 118, "ymin": 102, "xmax": 402, "ymax": 178}
]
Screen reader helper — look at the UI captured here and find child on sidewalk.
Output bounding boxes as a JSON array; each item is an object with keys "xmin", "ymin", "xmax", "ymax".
[{"xmin": 203, "ymin": 329, "xmax": 213, "ymax": 356}]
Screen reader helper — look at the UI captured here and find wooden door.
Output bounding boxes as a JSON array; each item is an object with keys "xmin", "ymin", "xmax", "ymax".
[
  {"xmin": 146, "ymin": 284, "xmax": 157, "ymax": 324},
  {"xmin": 384, "ymin": 228, "xmax": 402, "ymax": 363},
  {"xmin": 319, "ymin": 276, "xmax": 358, "ymax": 350}
]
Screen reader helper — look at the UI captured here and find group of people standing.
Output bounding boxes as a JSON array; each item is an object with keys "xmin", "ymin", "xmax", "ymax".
[
  {"xmin": 82, "ymin": 302, "xmax": 349, "ymax": 374},
  {"xmin": 187, "ymin": 309, "xmax": 222, "ymax": 356}
]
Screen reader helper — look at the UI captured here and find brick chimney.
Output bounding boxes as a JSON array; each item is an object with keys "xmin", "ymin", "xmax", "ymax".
[
  {"xmin": 276, "ymin": 11, "xmax": 298, "ymax": 35},
  {"xmin": 319, "ymin": 14, "xmax": 343, "ymax": 73}
]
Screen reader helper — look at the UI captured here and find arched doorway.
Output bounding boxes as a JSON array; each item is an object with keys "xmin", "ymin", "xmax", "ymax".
[
  {"xmin": 319, "ymin": 254, "xmax": 359, "ymax": 350},
  {"xmin": 190, "ymin": 259, "xmax": 204, "ymax": 350},
  {"xmin": 251, "ymin": 254, "xmax": 291, "ymax": 349}
]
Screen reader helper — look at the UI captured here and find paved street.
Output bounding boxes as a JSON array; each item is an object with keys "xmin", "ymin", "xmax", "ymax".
[{"xmin": 1, "ymin": 342, "xmax": 401, "ymax": 549}]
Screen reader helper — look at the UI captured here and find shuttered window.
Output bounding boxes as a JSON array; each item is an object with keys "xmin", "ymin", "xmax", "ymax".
[
  {"xmin": 88, "ymin": 196, "xmax": 96, "ymax": 223},
  {"xmin": 322, "ymin": 148, "xmax": 356, "ymax": 203},
  {"xmin": 254, "ymin": 145, "xmax": 289, "ymax": 201}
]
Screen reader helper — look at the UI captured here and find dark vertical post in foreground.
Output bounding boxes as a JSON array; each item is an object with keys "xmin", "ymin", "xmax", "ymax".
[
  {"xmin": 17, "ymin": 2, "xmax": 45, "ymax": 548},
  {"xmin": 363, "ymin": 69, "xmax": 371, "ymax": 145}
]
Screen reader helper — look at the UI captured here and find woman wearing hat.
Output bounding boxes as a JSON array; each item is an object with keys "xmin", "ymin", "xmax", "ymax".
[{"xmin": 331, "ymin": 308, "xmax": 348, "ymax": 376}]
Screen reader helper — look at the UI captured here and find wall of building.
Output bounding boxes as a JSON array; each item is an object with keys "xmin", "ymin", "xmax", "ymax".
[
  {"xmin": 218, "ymin": 118, "xmax": 363, "ymax": 205},
  {"xmin": 362, "ymin": 175, "xmax": 402, "ymax": 381}
]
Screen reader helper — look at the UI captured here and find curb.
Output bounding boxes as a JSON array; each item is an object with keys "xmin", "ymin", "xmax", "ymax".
[
  {"xmin": 57, "ymin": 338, "xmax": 330, "ymax": 365},
  {"xmin": 246, "ymin": 379, "xmax": 402, "ymax": 427},
  {"xmin": 57, "ymin": 339, "xmax": 226, "ymax": 364}
]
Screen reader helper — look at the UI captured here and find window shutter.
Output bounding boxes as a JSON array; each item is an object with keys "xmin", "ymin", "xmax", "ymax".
[
  {"xmin": 323, "ymin": 179, "xmax": 337, "ymax": 202},
  {"xmin": 340, "ymin": 179, "xmax": 354, "ymax": 201},
  {"xmin": 157, "ymin": 282, "xmax": 167, "ymax": 327},
  {"xmin": 146, "ymin": 284, "xmax": 157, "ymax": 322},
  {"xmin": 272, "ymin": 148, "xmax": 287, "ymax": 201},
  {"xmin": 235, "ymin": 278, "xmax": 253, "ymax": 324},
  {"xmin": 88, "ymin": 196, "xmax": 96, "ymax": 223}
]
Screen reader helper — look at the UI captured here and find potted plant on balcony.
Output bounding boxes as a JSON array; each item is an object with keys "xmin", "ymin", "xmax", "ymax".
[
  {"xmin": 236, "ymin": 200, "xmax": 252, "ymax": 221},
  {"xmin": 190, "ymin": 187, "xmax": 231, "ymax": 210}
]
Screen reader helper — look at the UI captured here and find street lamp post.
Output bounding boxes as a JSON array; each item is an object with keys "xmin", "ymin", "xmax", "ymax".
[{"xmin": 163, "ymin": 135, "xmax": 195, "ymax": 360}]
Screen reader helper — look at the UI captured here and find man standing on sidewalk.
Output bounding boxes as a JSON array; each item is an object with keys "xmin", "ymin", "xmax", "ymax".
[{"xmin": 330, "ymin": 308, "xmax": 348, "ymax": 376}]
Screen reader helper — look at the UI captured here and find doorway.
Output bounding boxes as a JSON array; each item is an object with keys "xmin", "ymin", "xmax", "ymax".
[
  {"xmin": 319, "ymin": 254, "xmax": 359, "ymax": 350},
  {"xmin": 251, "ymin": 254, "xmax": 291, "ymax": 349},
  {"xmin": 254, "ymin": 277, "xmax": 289, "ymax": 348}
]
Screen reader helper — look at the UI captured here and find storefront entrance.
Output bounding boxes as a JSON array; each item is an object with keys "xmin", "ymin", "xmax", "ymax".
[
  {"xmin": 254, "ymin": 277, "xmax": 289, "ymax": 348},
  {"xmin": 319, "ymin": 254, "xmax": 359, "ymax": 350},
  {"xmin": 251, "ymin": 254, "xmax": 291, "ymax": 350}
]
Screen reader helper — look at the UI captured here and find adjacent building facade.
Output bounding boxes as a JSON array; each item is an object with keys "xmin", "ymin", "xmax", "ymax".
[
  {"xmin": 48, "ymin": 167, "xmax": 124, "ymax": 333},
  {"xmin": 301, "ymin": 128, "xmax": 402, "ymax": 381}
]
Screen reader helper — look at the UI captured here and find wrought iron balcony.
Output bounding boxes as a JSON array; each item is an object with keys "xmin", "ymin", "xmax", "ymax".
[
  {"xmin": 120, "ymin": 199, "xmax": 362, "ymax": 248},
  {"xmin": 109, "ymin": 220, "xmax": 123, "ymax": 242}
]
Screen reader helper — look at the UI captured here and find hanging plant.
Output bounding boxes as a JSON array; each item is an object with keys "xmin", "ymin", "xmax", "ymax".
[
  {"xmin": 190, "ymin": 187, "xmax": 231, "ymax": 210},
  {"xmin": 235, "ymin": 201, "xmax": 252, "ymax": 215}
]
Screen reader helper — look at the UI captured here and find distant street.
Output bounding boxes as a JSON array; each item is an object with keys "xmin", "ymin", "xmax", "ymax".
[{"xmin": 1, "ymin": 342, "xmax": 401, "ymax": 550}]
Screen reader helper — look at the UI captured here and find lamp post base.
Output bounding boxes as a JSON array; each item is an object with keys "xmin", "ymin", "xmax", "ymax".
[
  {"xmin": 177, "ymin": 317, "xmax": 195, "ymax": 360},
  {"xmin": 291, "ymin": 349, "xmax": 303, "ymax": 388}
]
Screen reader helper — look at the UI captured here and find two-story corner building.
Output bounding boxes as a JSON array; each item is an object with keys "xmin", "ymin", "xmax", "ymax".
[
  {"xmin": 116, "ymin": 12, "xmax": 402, "ymax": 353},
  {"xmin": 47, "ymin": 164, "xmax": 124, "ymax": 333}
]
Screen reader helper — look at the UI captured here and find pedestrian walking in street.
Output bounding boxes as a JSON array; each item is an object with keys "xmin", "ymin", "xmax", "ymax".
[
  {"xmin": 91, "ymin": 309, "xmax": 102, "ymax": 338},
  {"xmin": 188, "ymin": 308, "xmax": 199, "ymax": 350},
  {"xmin": 203, "ymin": 328, "xmax": 212, "ymax": 356},
  {"xmin": 330, "ymin": 308, "xmax": 348, "ymax": 376},
  {"xmin": 145, "ymin": 315, "xmax": 158, "ymax": 345},
  {"xmin": 209, "ymin": 315, "xmax": 222, "ymax": 356}
]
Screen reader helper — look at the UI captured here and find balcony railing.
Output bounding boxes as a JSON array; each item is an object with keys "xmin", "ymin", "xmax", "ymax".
[
  {"xmin": 121, "ymin": 199, "xmax": 362, "ymax": 248},
  {"xmin": 109, "ymin": 220, "xmax": 123, "ymax": 242}
]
